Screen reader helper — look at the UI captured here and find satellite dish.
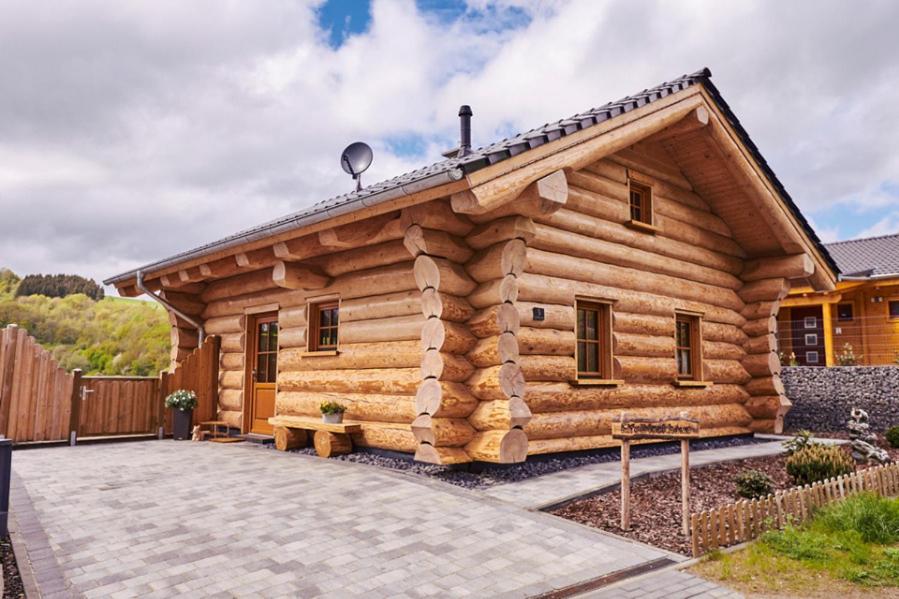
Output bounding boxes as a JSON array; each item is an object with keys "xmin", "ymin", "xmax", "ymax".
[{"xmin": 340, "ymin": 141, "xmax": 373, "ymax": 191}]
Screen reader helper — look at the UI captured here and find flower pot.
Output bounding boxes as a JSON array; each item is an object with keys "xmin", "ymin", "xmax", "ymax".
[
  {"xmin": 172, "ymin": 408, "xmax": 193, "ymax": 440},
  {"xmin": 322, "ymin": 412, "xmax": 344, "ymax": 424}
]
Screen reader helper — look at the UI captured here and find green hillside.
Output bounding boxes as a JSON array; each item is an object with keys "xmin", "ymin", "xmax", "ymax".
[{"xmin": 0, "ymin": 268, "xmax": 170, "ymax": 376}]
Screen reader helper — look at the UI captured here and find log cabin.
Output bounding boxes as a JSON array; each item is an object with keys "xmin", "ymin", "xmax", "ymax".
[
  {"xmin": 778, "ymin": 233, "xmax": 899, "ymax": 366},
  {"xmin": 104, "ymin": 68, "xmax": 839, "ymax": 464}
]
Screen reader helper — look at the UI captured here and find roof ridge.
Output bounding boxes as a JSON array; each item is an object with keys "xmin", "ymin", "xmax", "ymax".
[{"xmin": 826, "ymin": 232, "xmax": 899, "ymax": 246}]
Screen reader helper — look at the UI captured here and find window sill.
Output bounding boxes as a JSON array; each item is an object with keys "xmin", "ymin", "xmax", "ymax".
[
  {"xmin": 570, "ymin": 379, "xmax": 625, "ymax": 387},
  {"xmin": 624, "ymin": 219, "xmax": 660, "ymax": 234},
  {"xmin": 673, "ymin": 380, "xmax": 713, "ymax": 388},
  {"xmin": 301, "ymin": 350, "xmax": 339, "ymax": 357}
]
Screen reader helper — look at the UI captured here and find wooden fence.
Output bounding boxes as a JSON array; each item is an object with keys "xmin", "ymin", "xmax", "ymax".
[
  {"xmin": 690, "ymin": 462, "xmax": 899, "ymax": 557},
  {"xmin": 0, "ymin": 323, "xmax": 220, "ymax": 444}
]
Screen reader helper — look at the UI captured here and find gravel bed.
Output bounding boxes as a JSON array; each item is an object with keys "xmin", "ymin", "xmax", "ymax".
[
  {"xmin": 2, "ymin": 535, "xmax": 25, "ymax": 598},
  {"xmin": 270, "ymin": 435, "xmax": 768, "ymax": 490}
]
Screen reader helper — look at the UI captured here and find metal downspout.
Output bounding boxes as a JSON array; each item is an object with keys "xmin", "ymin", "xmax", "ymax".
[{"xmin": 136, "ymin": 270, "xmax": 205, "ymax": 347}]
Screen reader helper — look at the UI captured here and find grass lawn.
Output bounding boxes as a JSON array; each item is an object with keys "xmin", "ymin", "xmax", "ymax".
[{"xmin": 693, "ymin": 493, "xmax": 899, "ymax": 598}]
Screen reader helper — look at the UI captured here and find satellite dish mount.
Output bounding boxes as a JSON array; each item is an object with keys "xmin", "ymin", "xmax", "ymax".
[{"xmin": 340, "ymin": 142, "xmax": 374, "ymax": 192}]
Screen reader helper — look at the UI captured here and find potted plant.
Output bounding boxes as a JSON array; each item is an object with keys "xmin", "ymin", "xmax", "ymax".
[
  {"xmin": 165, "ymin": 389, "xmax": 198, "ymax": 440},
  {"xmin": 319, "ymin": 400, "xmax": 346, "ymax": 424}
]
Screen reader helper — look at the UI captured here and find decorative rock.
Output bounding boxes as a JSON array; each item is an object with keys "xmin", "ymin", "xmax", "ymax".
[{"xmin": 847, "ymin": 408, "xmax": 891, "ymax": 465}]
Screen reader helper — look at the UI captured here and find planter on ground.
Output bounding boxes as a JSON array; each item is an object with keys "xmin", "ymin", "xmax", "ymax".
[{"xmin": 172, "ymin": 409, "xmax": 193, "ymax": 440}]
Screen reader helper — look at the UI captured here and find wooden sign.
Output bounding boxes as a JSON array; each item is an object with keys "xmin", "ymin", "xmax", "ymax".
[
  {"xmin": 612, "ymin": 416, "xmax": 700, "ymax": 440},
  {"xmin": 615, "ymin": 413, "xmax": 698, "ymax": 538}
]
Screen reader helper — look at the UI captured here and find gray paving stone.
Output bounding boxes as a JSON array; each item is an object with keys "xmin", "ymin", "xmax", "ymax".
[{"xmin": 11, "ymin": 440, "xmax": 674, "ymax": 597}]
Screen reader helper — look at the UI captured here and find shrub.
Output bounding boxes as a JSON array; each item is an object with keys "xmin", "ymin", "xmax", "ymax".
[
  {"xmin": 319, "ymin": 401, "xmax": 346, "ymax": 415},
  {"xmin": 786, "ymin": 444, "xmax": 854, "ymax": 486},
  {"xmin": 783, "ymin": 430, "xmax": 815, "ymax": 455},
  {"xmin": 817, "ymin": 493, "xmax": 899, "ymax": 544},
  {"xmin": 735, "ymin": 469, "xmax": 774, "ymax": 499},
  {"xmin": 886, "ymin": 426, "xmax": 899, "ymax": 449},
  {"xmin": 836, "ymin": 343, "xmax": 860, "ymax": 366},
  {"xmin": 164, "ymin": 389, "xmax": 198, "ymax": 411}
]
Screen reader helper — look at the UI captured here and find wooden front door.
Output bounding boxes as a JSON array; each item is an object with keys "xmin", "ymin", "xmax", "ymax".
[
  {"xmin": 247, "ymin": 313, "xmax": 278, "ymax": 434},
  {"xmin": 790, "ymin": 306, "xmax": 825, "ymax": 366}
]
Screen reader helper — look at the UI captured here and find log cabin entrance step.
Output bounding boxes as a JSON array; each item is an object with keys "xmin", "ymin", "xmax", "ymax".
[
  {"xmin": 242, "ymin": 433, "xmax": 274, "ymax": 445},
  {"xmin": 267, "ymin": 415, "xmax": 362, "ymax": 458}
]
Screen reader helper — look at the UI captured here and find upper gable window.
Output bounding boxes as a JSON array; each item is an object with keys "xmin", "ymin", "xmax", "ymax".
[{"xmin": 628, "ymin": 179, "xmax": 653, "ymax": 227}]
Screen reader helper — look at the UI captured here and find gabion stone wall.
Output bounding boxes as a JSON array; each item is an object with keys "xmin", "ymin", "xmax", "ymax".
[{"xmin": 782, "ymin": 366, "xmax": 899, "ymax": 433}]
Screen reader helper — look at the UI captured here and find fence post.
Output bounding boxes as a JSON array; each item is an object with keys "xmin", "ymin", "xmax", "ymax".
[
  {"xmin": 68, "ymin": 369, "xmax": 83, "ymax": 446},
  {"xmin": 157, "ymin": 371, "xmax": 168, "ymax": 440},
  {"xmin": 0, "ymin": 325, "xmax": 19, "ymax": 438}
]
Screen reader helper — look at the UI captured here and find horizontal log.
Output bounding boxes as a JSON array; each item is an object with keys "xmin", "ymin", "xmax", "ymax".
[
  {"xmin": 525, "ymin": 403, "xmax": 752, "ymax": 441},
  {"xmin": 468, "ymin": 275, "xmax": 518, "ymax": 309},
  {"xmin": 468, "ymin": 398, "xmax": 532, "ymax": 431},
  {"xmin": 517, "ymin": 327, "xmax": 575, "ymax": 356},
  {"xmin": 613, "ymin": 332, "xmax": 674, "ymax": 358},
  {"xmin": 414, "ymin": 379, "xmax": 479, "ymax": 418},
  {"xmin": 612, "ymin": 312, "xmax": 672, "ymax": 337},
  {"xmin": 702, "ymin": 321, "xmax": 749, "ymax": 346},
  {"xmin": 527, "ymin": 426, "xmax": 752, "ymax": 455},
  {"xmin": 742, "ymin": 300, "xmax": 781, "ymax": 321},
  {"xmin": 272, "ymin": 261, "xmax": 330, "ymax": 290},
  {"xmin": 526, "ymin": 248, "xmax": 744, "ymax": 312},
  {"xmin": 220, "ymin": 332, "xmax": 245, "ymax": 353},
  {"xmin": 519, "ymin": 355, "xmax": 575, "ymax": 382},
  {"xmin": 205, "ymin": 314, "xmax": 245, "ymax": 335},
  {"xmin": 517, "ymin": 273, "xmax": 745, "ymax": 327},
  {"xmin": 614, "ymin": 355, "xmax": 677, "ymax": 383},
  {"xmin": 468, "ymin": 303, "xmax": 520, "ymax": 338},
  {"xmin": 703, "ymin": 340, "xmax": 745, "ymax": 361},
  {"xmin": 744, "ymin": 333, "xmax": 776, "ymax": 355},
  {"xmin": 279, "ymin": 368, "xmax": 419, "ymax": 395},
  {"xmin": 340, "ymin": 314, "xmax": 425, "ymax": 344},
  {"xmin": 219, "ymin": 410, "xmax": 242, "ymax": 429},
  {"xmin": 420, "ymin": 289, "xmax": 474, "ymax": 323},
  {"xmin": 743, "ymin": 316, "xmax": 777, "ymax": 338},
  {"xmin": 739, "ymin": 278, "xmax": 790, "ymax": 304},
  {"xmin": 341, "ymin": 290, "xmax": 420, "ymax": 322},
  {"xmin": 402, "ymin": 225, "xmax": 473, "ymax": 263},
  {"xmin": 413, "ymin": 255, "xmax": 477, "ymax": 296},
  {"xmin": 352, "ymin": 422, "xmax": 417, "ymax": 453},
  {"xmin": 278, "ymin": 305, "xmax": 306, "ymax": 328},
  {"xmin": 742, "ymin": 254, "xmax": 814, "ymax": 281},
  {"xmin": 466, "ymin": 363, "xmax": 525, "ymax": 401},
  {"xmin": 466, "ymin": 240, "xmax": 527, "ymax": 282},
  {"xmin": 465, "ymin": 429, "xmax": 528, "ymax": 463},
  {"xmin": 419, "ymin": 318, "xmax": 474, "ymax": 355},
  {"xmin": 411, "ymin": 415, "xmax": 475, "ymax": 447},
  {"xmin": 219, "ymin": 370, "xmax": 243, "ymax": 390},
  {"xmin": 466, "ymin": 333, "xmax": 519, "ymax": 368},
  {"xmin": 742, "ymin": 352, "xmax": 780, "ymax": 378},
  {"xmin": 274, "ymin": 427, "xmax": 307, "ymax": 451},
  {"xmin": 202, "ymin": 269, "xmax": 277, "ymax": 303},
  {"xmin": 220, "ymin": 389, "xmax": 242, "ymax": 411},
  {"xmin": 517, "ymin": 302, "xmax": 574, "ymax": 331},
  {"xmin": 278, "ymin": 326, "xmax": 306, "ymax": 349},
  {"xmin": 703, "ymin": 359, "xmax": 752, "ymax": 384},
  {"xmin": 220, "ymin": 352, "xmax": 244, "ymax": 371},
  {"xmin": 314, "ymin": 239, "xmax": 410, "ymax": 278},
  {"xmin": 420, "ymin": 349, "xmax": 475, "ymax": 382},
  {"xmin": 319, "ymin": 211, "xmax": 405, "ymax": 249},
  {"xmin": 531, "ymin": 222, "xmax": 742, "ymax": 290},
  {"xmin": 279, "ymin": 341, "xmax": 421, "ymax": 371},
  {"xmin": 744, "ymin": 395, "xmax": 790, "ymax": 419},
  {"xmin": 414, "ymin": 445, "xmax": 471, "ymax": 465},
  {"xmin": 467, "ymin": 216, "xmax": 536, "ymax": 249},
  {"xmin": 525, "ymin": 382, "xmax": 749, "ymax": 413},
  {"xmin": 276, "ymin": 391, "xmax": 416, "ymax": 424},
  {"xmin": 746, "ymin": 375, "xmax": 785, "ymax": 397},
  {"xmin": 402, "ymin": 198, "xmax": 473, "ymax": 237}
]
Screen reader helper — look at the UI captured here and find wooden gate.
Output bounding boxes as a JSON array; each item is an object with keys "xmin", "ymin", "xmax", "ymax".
[{"xmin": 0, "ymin": 323, "xmax": 220, "ymax": 444}]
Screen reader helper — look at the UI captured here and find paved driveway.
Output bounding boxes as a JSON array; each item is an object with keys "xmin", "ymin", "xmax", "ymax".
[{"xmin": 10, "ymin": 441, "xmax": 673, "ymax": 598}]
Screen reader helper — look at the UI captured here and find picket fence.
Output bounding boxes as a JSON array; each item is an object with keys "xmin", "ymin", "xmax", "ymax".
[{"xmin": 690, "ymin": 462, "xmax": 899, "ymax": 557}]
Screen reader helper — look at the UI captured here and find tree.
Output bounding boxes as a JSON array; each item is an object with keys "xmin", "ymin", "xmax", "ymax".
[{"xmin": 15, "ymin": 273, "xmax": 105, "ymax": 300}]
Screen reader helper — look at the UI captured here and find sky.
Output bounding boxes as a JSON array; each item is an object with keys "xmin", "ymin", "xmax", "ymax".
[{"xmin": 1, "ymin": 0, "xmax": 898, "ymax": 290}]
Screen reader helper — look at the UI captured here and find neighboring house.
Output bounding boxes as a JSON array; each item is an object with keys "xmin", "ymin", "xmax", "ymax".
[
  {"xmin": 105, "ymin": 68, "xmax": 838, "ymax": 464},
  {"xmin": 778, "ymin": 233, "xmax": 899, "ymax": 367}
]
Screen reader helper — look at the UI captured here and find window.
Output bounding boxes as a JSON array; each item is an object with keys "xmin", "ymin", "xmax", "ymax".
[
  {"xmin": 890, "ymin": 301, "xmax": 899, "ymax": 320},
  {"xmin": 837, "ymin": 303, "xmax": 854, "ymax": 322},
  {"xmin": 675, "ymin": 313, "xmax": 702, "ymax": 380},
  {"xmin": 309, "ymin": 301, "xmax": 339, "ymax": 351},
  {"xmin": 806, "ymin": 351, "xmax": 819, "ymax": 364},
  {"xmin": 628, "ymin": 179, "xmax": 653, "ymax": 226},
  {"xmin": 254, "ymin": 319, "xmax": 278, "ymax": 383},
  {"xmin": 804, "ymin": 333, "xmax": 818, "ymax": 346},
  {"xmin": 576, "ymin": 300, "xmax": 612, "ymax": 379},
  {"xmin": 803, "ymin": 316, "xmax": 817, "ymax": 329}
]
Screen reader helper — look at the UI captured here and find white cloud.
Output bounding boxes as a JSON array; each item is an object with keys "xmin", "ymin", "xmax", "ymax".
[{"xmin": 0, "ymin": 0, "xmax": 898, "ymax": 287}]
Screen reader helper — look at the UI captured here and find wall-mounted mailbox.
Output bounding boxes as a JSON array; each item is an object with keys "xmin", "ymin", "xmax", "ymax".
[{"xmin": 532, "ymin": 307, "xmax": 545, "ymax": 322}]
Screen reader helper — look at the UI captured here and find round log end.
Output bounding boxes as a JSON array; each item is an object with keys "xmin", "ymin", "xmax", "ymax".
[
  {"xmin": 313, "ymin": 431, "xmax": 353, "ymax": 457},
  {"xmin": 274, "ymin": 426, "xmax": 308, "ymax": 451}
]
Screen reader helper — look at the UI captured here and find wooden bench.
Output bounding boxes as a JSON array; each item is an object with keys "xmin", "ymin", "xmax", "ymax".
[{"xmin": 268, "ymin": 415, "xmax": 362, "ymax": 458}]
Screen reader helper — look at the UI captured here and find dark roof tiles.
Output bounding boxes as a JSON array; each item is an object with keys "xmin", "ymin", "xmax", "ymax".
[{"xmin": 825, "ymin": 233, "xmax": 899, "ymax": 278}]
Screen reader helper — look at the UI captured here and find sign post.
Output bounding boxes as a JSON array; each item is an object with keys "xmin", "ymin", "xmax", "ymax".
[{"xmin": 612, "ymin": 413, "xmax": 700, "ymax": 537}]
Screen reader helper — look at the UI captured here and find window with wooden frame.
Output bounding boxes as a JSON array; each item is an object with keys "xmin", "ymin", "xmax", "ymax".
[
  {"xmin": 628, "ymin": 179, "xmax": 653, "ymax": 227},
  {"xmin": 890, "ymin": 300, "xmax": 899, "ymax": 320},
  {"xmin": 837, "ymin": 303, "xmax": 854, "ymax": 322},
  {"xmin": 576, "ymin": 300, "xmax": 613, "ymax": 380},
  {"xmin": 675, "ymin": 312, "xmax": 703, "ymax": 381},
  {"xmin": 309, "ymin": 301, "xmax": 339, "ymax": 351}
]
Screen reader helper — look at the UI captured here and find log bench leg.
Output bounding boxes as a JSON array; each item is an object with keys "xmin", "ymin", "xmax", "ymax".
[
  {"xmin": 314, "ymin": 431, "xmax": 352, "ymax": 457},
  {"xmin": 274, "ymin": 426, "xmax": 308, "ymax": 451}
]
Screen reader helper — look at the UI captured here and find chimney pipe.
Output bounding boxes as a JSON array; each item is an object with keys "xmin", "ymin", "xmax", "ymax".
[{"xmin": 458, "ymin": 105, "xmax": 472, "ymax": 158}]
